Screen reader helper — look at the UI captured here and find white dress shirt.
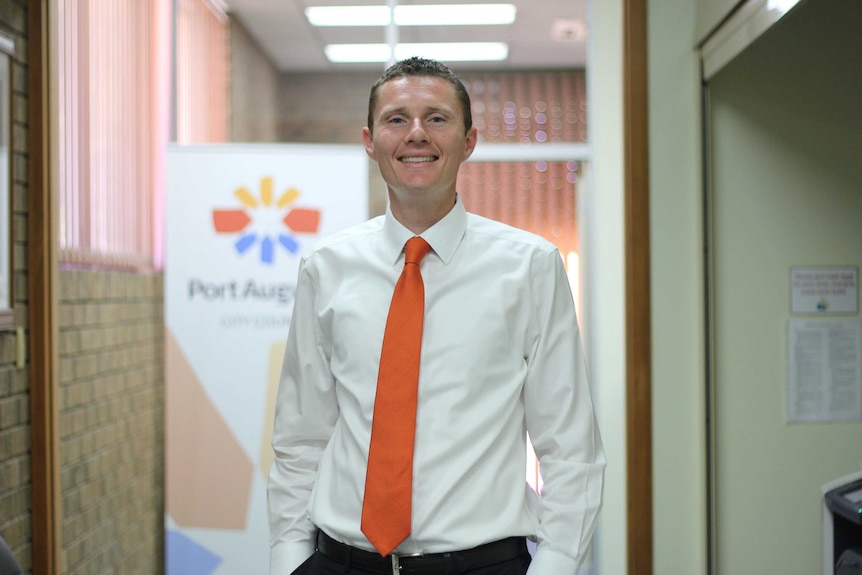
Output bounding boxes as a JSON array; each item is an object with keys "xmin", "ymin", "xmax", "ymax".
[{"xmin": 269, "ymin": 196, "xmax": 605, "ymax": 575}]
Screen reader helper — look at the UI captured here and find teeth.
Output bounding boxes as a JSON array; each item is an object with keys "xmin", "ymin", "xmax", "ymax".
[{"xmin": 401, "ymin": 156, "xmax": 435, "ymax": 163}]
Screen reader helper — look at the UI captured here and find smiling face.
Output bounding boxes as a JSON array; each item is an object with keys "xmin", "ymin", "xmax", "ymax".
[{"xmin": 363, "ymin": 75, "xmax": 478, "ymax": 223}]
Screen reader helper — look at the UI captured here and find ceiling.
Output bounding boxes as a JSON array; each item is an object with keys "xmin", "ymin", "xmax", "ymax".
[{"xmin": 221, "ymin": 0, "xmax": 590, "ymax": 73}]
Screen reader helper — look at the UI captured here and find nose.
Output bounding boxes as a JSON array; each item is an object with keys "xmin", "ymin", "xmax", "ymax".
[{"xmin": 406, "ymin": 118, "xmax": 429, "ymax": 142}]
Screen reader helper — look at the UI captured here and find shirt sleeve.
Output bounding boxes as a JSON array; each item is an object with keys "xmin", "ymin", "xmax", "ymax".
[
  {"xmin": 523, "ymin": 249, "xmax": 606, "ymax": 575},
  {"xmin": 268, "ymin": 257, "xmax": 338, "ymax": 575}
]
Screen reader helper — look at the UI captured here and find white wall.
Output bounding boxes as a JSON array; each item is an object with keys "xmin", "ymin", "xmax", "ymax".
[
  {"xmin": 592, "ymin": 1, "xmax": 712, "ymax": 573},
  {"xmin": 647, "ymin": 1, "xmax": 862, "ymax": 573},
  {"xmin": 707, "ymin": 2, "xmax": 862, "ymax": 573},
  {"xmin": 647, "ymin": 0, "xmax": 709, "ymax": 574},
  {"xmin": 695, "ymin": 0, "xmax": 740, "ymax": 42},
  {"xmin": 588, "ymin": 1, "xmax": 627, "ymax": 573}
]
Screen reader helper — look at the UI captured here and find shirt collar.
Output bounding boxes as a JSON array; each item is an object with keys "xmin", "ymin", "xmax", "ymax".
[{"xmin": 382, "ymin": 195, "xmax": 468, "ymax": 266}]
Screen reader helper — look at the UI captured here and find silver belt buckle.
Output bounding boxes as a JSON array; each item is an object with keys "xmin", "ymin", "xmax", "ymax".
[{"xmin": 391, "ymin": 551, "xmax": 422, "ymax": 574}]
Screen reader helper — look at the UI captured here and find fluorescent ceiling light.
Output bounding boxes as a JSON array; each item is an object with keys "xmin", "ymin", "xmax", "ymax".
[
  {"xmin": 325, "ymin": 44, "xmax": 392, "ymax": 63},
  {"xmin": 325, "ymin": 42, "xmax": 509, "ymax": 63},
  {"xmin": 306, "ymin": 4, "xmax": 517, "ymax": 27},
  {"xmin": 306, "ymin": 6, "xmax": 390, "ymax": 26},
  {"xmin": 397, "ymin": 4, "xmax": 516, "ymax": 26}
]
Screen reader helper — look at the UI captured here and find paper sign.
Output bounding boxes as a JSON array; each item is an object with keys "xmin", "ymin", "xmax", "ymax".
[
  {"xmin": 791, "ymin": 267, "xmax": 858, "ymax": 314},
  {"xmin": 787, "ymin": 319, "xmax": 861, "ymax": 423}
]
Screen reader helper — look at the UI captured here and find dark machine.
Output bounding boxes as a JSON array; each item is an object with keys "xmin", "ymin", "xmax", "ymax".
[{"xmin": 824, "ymin": 473, "xmax": 862, "ymax": 575}]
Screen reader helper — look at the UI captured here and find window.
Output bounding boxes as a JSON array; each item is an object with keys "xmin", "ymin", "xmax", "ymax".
[{"xmin": 55, "ymin": 0, "xmax": 169, "ymax": 270}]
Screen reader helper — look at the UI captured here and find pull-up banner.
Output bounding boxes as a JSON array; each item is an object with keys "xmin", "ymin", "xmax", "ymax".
[{"xmin": 165, "ymin": 144, "xmax": 368, "ymax": 574}]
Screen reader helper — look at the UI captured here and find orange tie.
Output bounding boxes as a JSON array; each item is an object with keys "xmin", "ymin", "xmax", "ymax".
[{"xmin": 361, "ymin": 236, "xmax": 432, "ymax": 556}]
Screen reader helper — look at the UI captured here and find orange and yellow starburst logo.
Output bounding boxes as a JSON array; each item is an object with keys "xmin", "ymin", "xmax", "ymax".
[{"xmin": 212, "ymin": 176, "xmax": 321, "ymax": 264}]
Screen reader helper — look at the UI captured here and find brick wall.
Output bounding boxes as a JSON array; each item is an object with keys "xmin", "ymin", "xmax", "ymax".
[
  {"xmin": 279, "ymin": 70, "xmax": 379, "ymax": 145},
  {"xmin": 0, "ymin": 0, "xmax": 31, "ymax": 571},
  {"xmin": 0, "ymin": 335, "xmax": 30, "ymax": 572},
  {"xmin": 57, "ymin": 270, "xmax": 165, "ymax": 574},
  {"xmin": 229, "ymin": 17, "xmax": 279, "ymax": 143}
]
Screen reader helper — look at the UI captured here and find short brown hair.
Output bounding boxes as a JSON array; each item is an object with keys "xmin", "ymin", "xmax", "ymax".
[{"xmin": 366, "ymin": 57, "xmax": 473, "ymax": 135}]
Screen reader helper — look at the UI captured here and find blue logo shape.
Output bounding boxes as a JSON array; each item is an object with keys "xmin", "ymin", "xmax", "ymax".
[{"xmin": 167, "ymin": 530, "xmax": 222, "ymax": 575}]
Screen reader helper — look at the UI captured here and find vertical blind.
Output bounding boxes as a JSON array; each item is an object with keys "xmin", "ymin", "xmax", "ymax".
[
  {"xmin": 56, "ymin": 0, "xmax": 226, "ymax": 270},
  {"xmin": 57, "ymin": 0, "xmax": 158, "ymax": 269},
  {"xmin": 457, "ymin": 71, "xmax": 587, "ymax": 264},
  {"xmin": 175, "ymin": 0, "xmax": 229, "ymax": 143}
]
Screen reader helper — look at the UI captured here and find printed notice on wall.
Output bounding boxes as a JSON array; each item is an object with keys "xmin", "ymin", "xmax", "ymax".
[
  {"xmin": 787, "ymin": 319, "xmax": 861, "ymax": 423},
  {"xmin": 791, "ymin": 266, "xmax": 858, "ymax": 314}
]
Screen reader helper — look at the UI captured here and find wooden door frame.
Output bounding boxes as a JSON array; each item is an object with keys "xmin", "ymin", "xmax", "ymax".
[
  {"xmin": 28, "ymin": 1, "xmax": 61, "ymax": 573},
  {"xmin": 624, "ymin": 0, "xmax": 653, "ymax": 573}
]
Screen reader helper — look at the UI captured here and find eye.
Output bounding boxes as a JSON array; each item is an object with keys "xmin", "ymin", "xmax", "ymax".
[{"xmin": 429, "ymin": 115, "xmax": 446, "ymax": 124}]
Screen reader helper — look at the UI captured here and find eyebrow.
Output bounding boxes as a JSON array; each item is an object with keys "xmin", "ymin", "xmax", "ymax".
[{"xmin": 379, "ymin": 105, "xmax": 455, "ymax": 119}]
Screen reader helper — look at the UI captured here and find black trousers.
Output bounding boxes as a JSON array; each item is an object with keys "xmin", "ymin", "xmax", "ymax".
[{"xmin": 290, "ymin": 549, "xmax": 532, "ymax": 575}]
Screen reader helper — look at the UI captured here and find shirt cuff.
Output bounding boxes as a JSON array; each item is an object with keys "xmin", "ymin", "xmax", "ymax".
[
  {"xmin": 270, "ymin": 541, "xmax": 316, "ymax": 575},
  {"xmin": 527, "ymin": 546, "xmax": 580, "ymax": 575}
]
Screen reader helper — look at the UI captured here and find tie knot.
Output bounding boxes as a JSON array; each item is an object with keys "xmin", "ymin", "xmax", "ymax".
[{"xmin": 404, "ymin": 237, "xmax": 431, "ymax": 265}]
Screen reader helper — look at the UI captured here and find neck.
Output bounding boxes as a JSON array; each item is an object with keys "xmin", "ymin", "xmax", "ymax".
[{"xmin": 389, "ymin": 191, "xmax": 457, "ymax": 235}]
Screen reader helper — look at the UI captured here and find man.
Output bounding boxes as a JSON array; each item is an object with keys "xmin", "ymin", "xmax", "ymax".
[{"xmin": 269, "ymin": 57, "xmax": 605, "ymax": 575}]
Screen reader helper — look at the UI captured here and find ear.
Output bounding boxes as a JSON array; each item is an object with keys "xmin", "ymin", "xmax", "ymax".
[
  {"xmin": 462, "ymin": 126, "xmax": 478, "ymax": 161},
  {"xmin": 362, "ymin": 127, "xmax": 376, "ymax": 160}
]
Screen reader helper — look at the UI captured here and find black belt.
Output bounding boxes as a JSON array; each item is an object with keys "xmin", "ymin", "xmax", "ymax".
[{"xmin": 316, "ymin": 531, "xmax": 528, "ymax": 575}]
